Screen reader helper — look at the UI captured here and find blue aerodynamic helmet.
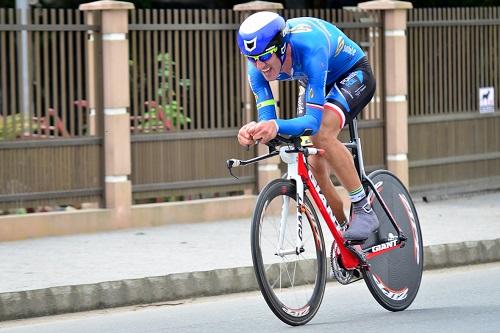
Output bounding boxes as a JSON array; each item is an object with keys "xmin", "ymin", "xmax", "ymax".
[{"xmin": 237, "ymin": 11, "xmax": 287, "ymax": 61}]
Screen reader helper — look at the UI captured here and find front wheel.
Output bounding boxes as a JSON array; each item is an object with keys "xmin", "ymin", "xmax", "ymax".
[
  {"xmin": 251, "ymin": 179, "xmax": 327, "ymax": 326},
  {"xmin": 361, "ymin": 170, "xmax": 424, "ymax": 311}
]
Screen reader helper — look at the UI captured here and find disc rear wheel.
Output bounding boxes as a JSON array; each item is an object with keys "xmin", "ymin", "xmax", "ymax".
[{"xmin": 361, "ymin": 170, "xmax": 424, "ymax": 311}]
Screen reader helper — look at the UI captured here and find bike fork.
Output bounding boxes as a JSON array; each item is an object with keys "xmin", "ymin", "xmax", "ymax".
[
  {"xmin": 276, "ymin": 196, "xmax": 289, "ymax": 255},
  {"xmin": 285, "ymin": 150, "xmax": 305, "ymax": 255},
  {"xmin": 294, "ymin": 178, "xmax": 305, "ymax": 255}
]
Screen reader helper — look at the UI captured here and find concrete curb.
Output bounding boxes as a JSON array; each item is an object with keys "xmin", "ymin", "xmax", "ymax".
[{"xmin": 1, "ymin": 238, "xmax": 500, "ymax": 322}]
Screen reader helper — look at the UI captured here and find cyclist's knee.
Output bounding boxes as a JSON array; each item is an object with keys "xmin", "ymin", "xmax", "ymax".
[
  {"xmin": 308, "ymin": 155, "xmax": 327, "ymax": 174},
  {"xmin": 312, "ymin": 131, "xmax": 342, "ymax": 150},
  {"xmin": 308, "ymin": 155, "xmax": 320, "ymax": 168},
  {"xmin": 313, "ymin": 113, "xmax": 342, "ymax": 144}
]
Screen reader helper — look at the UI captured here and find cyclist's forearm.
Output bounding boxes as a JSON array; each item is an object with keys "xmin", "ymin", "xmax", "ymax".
[
  {"xmin": 275, "ymin": 112, "xmax": 321, "ymax": 136},
  {"xmin": 257, "ymin": 101, "xmax": 278, "ymax": 122}
]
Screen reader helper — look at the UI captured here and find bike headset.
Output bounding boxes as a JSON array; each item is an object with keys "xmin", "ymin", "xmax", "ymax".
[{"xmin": 237, "ymin": 11, "xmax": 289, "ymax": 66}]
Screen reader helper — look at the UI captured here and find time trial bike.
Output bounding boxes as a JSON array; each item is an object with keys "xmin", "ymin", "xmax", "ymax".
[{"xmin": 226, "ymin": 117, "xmax": 423, "ymax": 326}]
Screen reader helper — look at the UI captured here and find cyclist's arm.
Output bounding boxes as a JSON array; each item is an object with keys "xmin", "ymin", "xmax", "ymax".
[
  {"xmin": 274, "ymin": 50, "xmax": 328, "ymax": 136},
  {"xmin": 274, "ymin": 78, "xmax": 325, "ymax": 136},
  {"xmin": 248, "ymin": 64, "xmax": 277, "ymax": 122}
]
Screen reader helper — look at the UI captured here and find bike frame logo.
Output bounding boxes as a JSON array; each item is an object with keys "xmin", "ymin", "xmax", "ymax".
[
  {"xmin": 296, "ymin": 194, "xmax": 304, "ymax": 243},
  {"xmin": 282, "ymin": 305, "xmax": 310, "ymax": 317},
  {"xmin": 371, "ymin": 239, "xmax": 398, "ymax": 253},
  {"xmin": 307, "ymin": 169, "xmax": 341, "ymax": 229}
]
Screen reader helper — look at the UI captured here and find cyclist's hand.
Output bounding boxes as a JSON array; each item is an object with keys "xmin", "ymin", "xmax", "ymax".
[
  {"xmin": 238, "ymin": 121, "xmax": 257, "ymax": 146},
  {"xmin": 249, "ymin": 120, "xmax": 278, "ymax": 144}
]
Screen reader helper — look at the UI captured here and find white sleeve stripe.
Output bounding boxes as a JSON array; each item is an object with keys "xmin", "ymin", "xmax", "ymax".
[{"xmin": 324, "ymin": 102, "xmax": 346, "ymax": 128}]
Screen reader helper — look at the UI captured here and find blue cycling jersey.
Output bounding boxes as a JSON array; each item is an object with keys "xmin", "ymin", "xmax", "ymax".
[{"xmin": 248, "ymin": 17, "xmax": 365, "ymax": 136}]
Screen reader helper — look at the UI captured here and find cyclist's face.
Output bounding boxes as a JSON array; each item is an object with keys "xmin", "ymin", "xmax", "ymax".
[{"xmin": 254, "ymin": 53, "xmax": 280, "ymax": 81}]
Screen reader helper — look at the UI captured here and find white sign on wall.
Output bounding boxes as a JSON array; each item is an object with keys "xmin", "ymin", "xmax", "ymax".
[{"xmin": 479, "ymin": 87, "xmax": 495, "ymax": 113}]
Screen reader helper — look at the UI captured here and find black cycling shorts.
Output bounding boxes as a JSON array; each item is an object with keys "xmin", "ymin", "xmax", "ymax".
[
  {"xmin": 324, "ymin": 56, "xmax": 376, "ymax": 128},
  {"xmin": 297, "ymin": 56, "xmax": 376, "ymax": 128}
]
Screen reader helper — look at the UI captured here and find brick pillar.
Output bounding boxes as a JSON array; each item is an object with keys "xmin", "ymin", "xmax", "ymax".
[
  {"xmin": 80, "ymin": 1, "xmax": 134, "ymax": 228},
  {"xmin": 359, "ymin": 0, "xmax": 412, "ymax": 188},
  {"xmin": 233, "ymin": 1, "xmax": 284, "ymax": 191}
]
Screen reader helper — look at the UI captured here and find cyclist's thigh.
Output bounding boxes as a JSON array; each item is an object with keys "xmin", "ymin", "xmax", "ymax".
[
  {"xmin": 312, "ymin": 106, "xmax": 343, "ymax": 140},
  {"xmin": 324, "ymin": 57, "xmax": 376, "ymax": 129}
]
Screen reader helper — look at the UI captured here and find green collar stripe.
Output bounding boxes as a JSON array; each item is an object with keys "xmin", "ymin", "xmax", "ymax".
[{"xmin": 256, "ymin": 99, "xmax": 276, "ymax": 109}]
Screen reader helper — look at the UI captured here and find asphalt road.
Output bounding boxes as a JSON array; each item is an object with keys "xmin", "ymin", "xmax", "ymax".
[{"xmin": 2, "ymin": 263, "xmax": 500, "ymax": 333}]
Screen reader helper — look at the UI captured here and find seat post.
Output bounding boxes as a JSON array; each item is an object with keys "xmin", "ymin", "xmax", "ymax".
[
  {"xmin": 348, "ymin": 117, "xmax": 358, "ymax": 143},
  {"xmin": 347, "ymin": 117, "xmax": 367, "ymax": 181}
]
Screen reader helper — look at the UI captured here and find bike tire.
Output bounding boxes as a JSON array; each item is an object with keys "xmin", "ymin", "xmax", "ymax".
[
  {"xmin": 251, "ymin": 179, "xmax": 327, "ymax": 326},
  {"xmin": 361, "ymin": 170, "xmax": 424, "ymax": 311}
]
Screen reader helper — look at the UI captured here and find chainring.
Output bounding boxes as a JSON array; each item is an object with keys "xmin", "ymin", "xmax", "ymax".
[{"xmin": 330, "ymin": 240, "xmax": 354, "ymax": 285}]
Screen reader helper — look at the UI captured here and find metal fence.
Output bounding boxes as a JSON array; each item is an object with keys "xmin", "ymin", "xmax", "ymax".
[
  {"xmin": 3, "ymin": 6, "xmax": 499, "ymax": 210},
  {"xmin": 408, "ymin": 7, "xmax": 500, "ymax": 117},
  {"xmin": 0, "ymin": 9, "xmax": 103, "ymax": 210},
  {"xmin": 0, "ymin": 8, "xmax": 93, "ymax": 139},
  {"xmin": 128, "ymin": 9, "xmax": 253, "ymax": 201},
  {"xmin": 407, "ymin": 7, "xmax": 500, "ymax": 192},
  {"xmin": 128, "ymin": 9, "xmax": 245, "ymax": 134}
]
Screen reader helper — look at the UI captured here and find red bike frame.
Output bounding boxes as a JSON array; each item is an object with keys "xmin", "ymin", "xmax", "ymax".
[{"xmin": 296, "ymin": 151, "xmax": 403, "ymax": 270}]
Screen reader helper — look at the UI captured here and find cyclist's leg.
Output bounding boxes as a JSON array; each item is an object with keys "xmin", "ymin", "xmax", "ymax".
[
  {"xmin": 308, "ymin": 154, "xmax": 348, "ymax": 225},
  {"xmin": 298, "ymin": 79, "xmax": 348, "ymax": 224},
  {"xmin": 321, "ymin": 57, "xmax": 378, "ymax": 241},
  {"xmin": 314, "ymin": 107, "xmax": 377, "ymax": 241},
  {"xmin": 310, "ymin": 106, "xmax": 361, "ymax": 203}
]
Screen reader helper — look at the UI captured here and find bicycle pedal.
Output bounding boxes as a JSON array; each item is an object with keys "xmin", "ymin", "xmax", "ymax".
[
  {"xmin": 348, "ymin": 275, "xmax": 364, "ymax": 284},
  {"xmin": 345, "ymin": 269, "xmax": 364, "ymax": 284}
]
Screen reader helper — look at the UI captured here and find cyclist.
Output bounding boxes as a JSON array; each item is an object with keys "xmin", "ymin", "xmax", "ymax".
[{"xmin": 237, "ymin": 12, "xmax": 379, "ymax": 242}]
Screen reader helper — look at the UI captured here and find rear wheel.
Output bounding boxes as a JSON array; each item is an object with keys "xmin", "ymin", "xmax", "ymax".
[
  {"xmin": 361, "ymin": 170, "xmax": 424, "ymax": 311},
  {"xmin": 251, "ymin": 179, "xmax": 327, "ymax": 326}
]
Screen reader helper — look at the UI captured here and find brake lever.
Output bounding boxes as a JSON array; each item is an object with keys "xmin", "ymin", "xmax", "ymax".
[
  {"xmin": 245, "ymin": 140, "xmax": 261, "ymax": 151},
  {"xmin": 226, "ymin": 159, "xmax": 240, "ymax": 179}
]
